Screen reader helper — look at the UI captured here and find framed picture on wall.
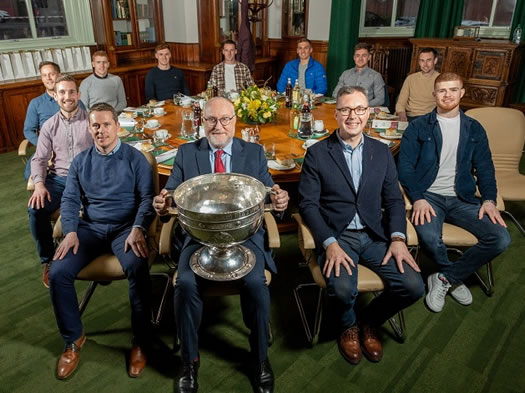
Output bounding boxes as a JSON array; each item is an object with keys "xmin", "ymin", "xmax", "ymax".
[{"xmin": 453, "ymin": 26, "xmax": 480, "ymax": 40}]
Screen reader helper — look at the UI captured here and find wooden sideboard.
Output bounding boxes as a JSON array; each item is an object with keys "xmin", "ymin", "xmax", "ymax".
[
  {"xmin": 409, "ymin": 38, "xmax": 524, "ymax": 109},
  {"xmin": 0, "ymin": 57, "xmax": 276, "ymax": 153}
]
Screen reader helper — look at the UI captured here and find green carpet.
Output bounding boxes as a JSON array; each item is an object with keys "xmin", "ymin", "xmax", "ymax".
[{"xmin": 0, "ymin": 149, "xmax": 524, "ymax": 393}]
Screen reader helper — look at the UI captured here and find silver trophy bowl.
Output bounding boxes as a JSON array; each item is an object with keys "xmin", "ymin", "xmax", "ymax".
[{"xmin": 173, "ymin": 173, "xmax": 269, "ymax": 281}]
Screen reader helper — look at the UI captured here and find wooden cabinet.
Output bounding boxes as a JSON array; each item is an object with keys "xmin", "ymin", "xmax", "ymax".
[
  {"xmin": 409, "ymin": 38, "xmax": 524, "ymax": 109},
  {"xmin": 90, "ymin": 0, "xmax": 164, "ymax": 66}
]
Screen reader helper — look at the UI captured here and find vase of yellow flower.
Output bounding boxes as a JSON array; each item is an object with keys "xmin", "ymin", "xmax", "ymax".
[{"xmin": 233, "ymin": 85, "xmax": 280, "ymax": 125}]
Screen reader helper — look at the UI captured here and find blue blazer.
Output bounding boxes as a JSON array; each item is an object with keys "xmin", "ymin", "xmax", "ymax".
[
  {"xmin": 165, "ymin": 137, "xmax": 277, "ymax": 273},
  {"xmin": 298, "ymin": 132, "xmax": 406, "ymax": 251}
]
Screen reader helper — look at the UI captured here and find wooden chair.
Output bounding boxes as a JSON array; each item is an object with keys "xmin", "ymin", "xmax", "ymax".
[
  {"xmin": 291, "ymin": 212, "xmax": 419, "ymax": 345},
  {"xmin": 52, "ymin": 151, "xmax": 169, "ymax": 325},
  {"xmin": 465, "ymin": 107, "xmax": 525, "ymax": 236},
  {"xmin": 369, "ymin": 45, "xmax": 394, "ymax": 109}
]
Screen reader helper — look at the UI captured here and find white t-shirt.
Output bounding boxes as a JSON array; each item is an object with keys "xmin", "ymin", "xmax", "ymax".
[
  {"xmin": 427, "ymin": 113, "xmax": 461, "ymax": 196},
  {"xmin": 224, "ymin": 64, "xmax": 236, "ymax": 92}
]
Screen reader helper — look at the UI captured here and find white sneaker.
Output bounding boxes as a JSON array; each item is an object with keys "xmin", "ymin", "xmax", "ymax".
[
  {"xmin": 426, "ymin": 273, "xmax": 451, "ymax": 312},
  {"xmin": 449, "ymin": 283, "xmax": 473, "ymax": 306}
]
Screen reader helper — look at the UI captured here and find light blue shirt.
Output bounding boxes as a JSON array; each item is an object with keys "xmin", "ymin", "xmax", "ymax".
[
  {"xmin": 94, "ymin": 139, "xmax": 122, "ymax": 156},
  {"xmin": 209, "ymin": 139, "xmax": 233, "ymax": 173},
  {"xmin": 323, "ymin": 132, "xmax": 404, "ymax": 249}
]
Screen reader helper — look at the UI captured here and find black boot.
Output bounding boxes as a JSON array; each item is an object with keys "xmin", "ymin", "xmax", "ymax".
[
  {"xmin": 253, "ymin": 358, "xmax": 274, "ymax": 393},
  {"xmin": 179, "ymin": 360, "xmax": 199, "ymax": 393}
]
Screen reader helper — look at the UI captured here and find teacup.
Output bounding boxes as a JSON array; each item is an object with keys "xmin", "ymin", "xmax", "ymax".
[
  {"xmin": 181, "ymin": 98, "xmax": 192, "ymax": 107},
  {"xmin": 146, "ymin": 119, "xmax": 159, "ymax": 128},
  {"xmin": 153, "ymin": 107, "xmax": 165, "ymax": 115},
  {"xmin": 314, "ymin": 120, "xmax": 325, "ymax": 132},
  {"xmin": 155, "ymin": 129, "xmax": 169, "ymax": 139},
  {"xmin": 229, "ymin": 92, "xmax": 240, "ymax": 100}
]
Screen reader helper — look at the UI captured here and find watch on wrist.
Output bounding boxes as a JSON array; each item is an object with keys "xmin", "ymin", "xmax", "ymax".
[
  {"xmin": 483, "ymin": 199, "xmax": 497, "ymax": 206},
  {"xmin": 391, "ymin": 236, "xmax": 406, "ymax": 243}
]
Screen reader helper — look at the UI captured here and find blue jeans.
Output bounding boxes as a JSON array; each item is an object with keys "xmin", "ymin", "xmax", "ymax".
[
  {"xmin": 49, "ymin": 220, "xmax": 152, "ymax": 345},
  {"xmin": 415, "ymin": 192, "xmax": 511, "ymax": 284},
  {"xmin": 174, "ymin": 238, "xmax": 270, "ymax": 363},
  {"xmin": 320, "ymin": 230, "xmax": 424, "ymax": 330},
  {"xmin": 28, "ymin": 174, "xmax": 66, "ymax": 264}
]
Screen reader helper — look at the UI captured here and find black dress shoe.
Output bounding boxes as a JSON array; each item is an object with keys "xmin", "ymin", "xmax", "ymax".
[
  {"xmin": 253, "ymin": 358, "xmax": 274, "ymax": 393},
  {"xmin": 179, "ymin": 361, "xmax": 199, "ymax": 393}
]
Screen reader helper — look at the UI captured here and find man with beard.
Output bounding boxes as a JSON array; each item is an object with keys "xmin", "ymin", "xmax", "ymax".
[
  {"xmin": 396, "ymin": 48, "xmax": 440, "ymax": 122},
  {"xmin": 153, "ymin": 97, "xmax": 289, "ymax": 393},
  {"xmin": 332, "ymin": 43, "xmax": 385, "ymax": 106},
  {"xmin": 29, "ymin": 74, "xmax": 93, "ymax": 288},
  {"xmin": 398, "ymin": 72, "xmax": 511, "ymax": 313}
]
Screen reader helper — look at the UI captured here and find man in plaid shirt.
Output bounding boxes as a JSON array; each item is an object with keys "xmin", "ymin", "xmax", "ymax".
[{"xmin": 208, "ymin": 40, "xmax": 254, "ymax": 94}]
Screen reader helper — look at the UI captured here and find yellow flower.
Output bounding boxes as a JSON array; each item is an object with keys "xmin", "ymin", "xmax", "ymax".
[
  {"xmin": 237, "ymin": 109, "xmax": 243, "ymax": 117},
  {"xmin": 263, "ymin": 111, "xmax": 272, "ymax": 119}
]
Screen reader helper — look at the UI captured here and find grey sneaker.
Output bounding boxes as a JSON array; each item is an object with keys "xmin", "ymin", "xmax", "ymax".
[
  {"xmin": 426, "ymin": 273, "xmax": 451, "ymax": 312},
  {"xmin": 449, "ymin": 283, "xmax": 473, "ymax": 306}
]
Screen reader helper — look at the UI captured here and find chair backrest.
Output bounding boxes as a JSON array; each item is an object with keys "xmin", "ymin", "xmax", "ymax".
[
  {"xmin": 465, "ymin": 107, "xmax": 525, "ymax": 173},
  {"xmin": 369, "ymin": 46, "xmax": 389, "ymax": 84}
]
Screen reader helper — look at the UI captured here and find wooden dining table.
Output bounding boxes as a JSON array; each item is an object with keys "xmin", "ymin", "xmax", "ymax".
[{"xmin": 135, "ymin": 100, "xmax": 401, "ymax": 183}]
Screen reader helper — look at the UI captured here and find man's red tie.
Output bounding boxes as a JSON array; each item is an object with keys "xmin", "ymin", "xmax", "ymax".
[{"xmin": 214, "ymin": 149, "xmax": 226, "ymax": 173}]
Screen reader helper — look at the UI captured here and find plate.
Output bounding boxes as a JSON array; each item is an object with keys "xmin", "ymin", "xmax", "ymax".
[
  {"xmin": 123, "ymin": 107, "xmax": 137, "ymax": 112},
  {"xmin": 150, "ymin": 100, "xmax": 165, "ymax": 107},
  {"xmin": 118, "ymin": 130, "xmax": 130, "ymax": 138},
  {"xmin": 145, "ymin": 124, "xmax": 160, "ymax": 130},
  {"xmin": 379, "ymin": 131, "xmax": 403, "ymax": 139},
  {"xmin": 267, "ymin": 160, "xmax": 295, "ymax": 171},
  {"xmin": 154, "ymin": 111, "xmax": 167, "ymax": 117},
  {"xmin": 376, "ymin": 112, "xmax": 398, "ymax": 120},
  {"xmin": 138, "ymin": 142, "xmax": 155, "ymax": 152}
]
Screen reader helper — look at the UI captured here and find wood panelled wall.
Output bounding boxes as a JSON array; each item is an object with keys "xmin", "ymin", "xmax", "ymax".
[{"xmin": 168, "ymin": 43, "xmax": 201, "ymax": 63}]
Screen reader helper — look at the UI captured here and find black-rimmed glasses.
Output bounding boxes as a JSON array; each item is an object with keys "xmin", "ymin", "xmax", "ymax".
[
  {"xmin": 203, "ymin": 115, "xmax": 235, "ymax": 127},
  {"xmin": 336, "ymin": 106, "xmax": 369, "ymax": 116}
]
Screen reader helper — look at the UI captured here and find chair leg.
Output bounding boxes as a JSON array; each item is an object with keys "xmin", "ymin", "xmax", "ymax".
[
  {"xmin": 78, "ymin": 281, "xmax": 99, "ymax": 316},
  {"xmin": 293, "ymin": 283, "xmax": 324, "ymax": 345},
  {"xmin": 473, "ymin": 262, "xmax": 494, "ymax": 297},
  {"xmin": 502, "ymin": 210, "xmax": 525, "ymax": 236},
  {"xmin": 387, "ymin": 311, "xmax": 406, "ymax": 343},
  {"xmin": 150, "ymin": 272, "xmax": 172, "ymax": 326}
]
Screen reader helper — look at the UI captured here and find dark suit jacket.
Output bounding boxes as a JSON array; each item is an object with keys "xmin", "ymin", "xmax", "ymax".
[
  {"xmin": 165, "ymin": 137, "xmax": 277, "ymax": 273},
  {"xmin": 298, "ymin": 132, "xmax": 406, "ymax": 251}
]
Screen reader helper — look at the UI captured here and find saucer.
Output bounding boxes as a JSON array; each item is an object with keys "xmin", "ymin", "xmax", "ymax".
[
  {"xmin": 154, "ymin": 111, "xmax": 167, "ymax": 117},
  {"xmin": 379, "ymin": 131, "xmax": 402, "ymax": 139},
  {"xmin": 118, "ymin": 130, "xmax": 130, "ymax": 138},
  {"xmin": 313, "ymin": 129, "xmax": 329, "ymax": 136},
  {"xmin": 267, "ymin": 160, "xmax": 295, "ymax": 171}
]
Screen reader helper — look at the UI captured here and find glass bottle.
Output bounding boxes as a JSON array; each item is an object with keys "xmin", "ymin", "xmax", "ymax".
[
  {"xmin": 285, "ymin": 78, "xmax": 293, "ymax": 108},
  {"xmin": 513, "ymin": 24, "xmax": 522, "ymax": 44},
  {"xmin": 292, "ymin": 79, "xmax": 301, "ymax": 107},
  {"xmin": 298, "ymin": 97, "xmax": 313, "ymax": 139}
]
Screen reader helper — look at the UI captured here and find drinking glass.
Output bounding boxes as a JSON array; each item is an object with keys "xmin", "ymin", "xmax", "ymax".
[
  {"xmin": 134, "ymin": 118, "xmax": 144, "ymax": 135},
  {"xmin": 181, "ymin": 110, "xmax": 195, "ymax": 138},
  {"xmin": 263, "ymin": 143, "xmax": 275, "ymax": 160}
]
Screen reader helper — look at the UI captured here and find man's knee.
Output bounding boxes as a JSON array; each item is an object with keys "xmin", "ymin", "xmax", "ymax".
[
  {"xmin": 416, "ymin": 225, "xmax": 442, "ymax": 249},
  {"xmin": 490, "ymin": 227, "xmax": 511, "ymax": 254},
  {"xmin": 327, "ymin": 277, "xmax": 358, "ymax": 306},
  {"xmin": 402, "ymin": 274, "xmax": 425, "ymax": 301},
  {"xmin": 49, "ymin": 259, "xmax": 75, "ymax": 285}
]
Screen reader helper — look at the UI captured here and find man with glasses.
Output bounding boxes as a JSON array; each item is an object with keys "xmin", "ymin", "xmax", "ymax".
[
  {"xmin": 152, "ymin": 97, "xmax": 289, "ymax": 393},
  {"xmin": 79, "ymin": 50, "xmax": 127, "ymax": 112},
  {"xmin": 298, "ymin": 86, "xmax": 424, "ymax": 365}
]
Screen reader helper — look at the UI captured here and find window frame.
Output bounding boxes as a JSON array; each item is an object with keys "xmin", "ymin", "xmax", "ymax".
[
  {"xmin": 359, "ymin": 0, "xmax": 418, "ymax": 38},
  {"xmin": 462, "ymin": 0, "xmax": 514, "ymax": 38},
  {"xmin": 0, "ymin": 0, "xmax": 95, "ymax": 51}
]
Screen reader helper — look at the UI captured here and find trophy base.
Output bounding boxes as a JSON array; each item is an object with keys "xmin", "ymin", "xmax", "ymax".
[{"xmin": 189, "ymin": 245, "xmax": 256, "ymax": 281}]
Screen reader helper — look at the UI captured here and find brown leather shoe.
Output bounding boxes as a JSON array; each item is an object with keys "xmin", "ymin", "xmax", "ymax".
[
  {"xmin": 42, "ymin": 263, "xmax": 50, "ymax": 288},
  {"xmin": 360, "ymin": 324, "xmax": 383, "ymax": 362},
  {"xmin": 338, "ymin": 326, "xmax": 361, "ymax": 365},
  {"xmin": 128, "ymin": 345, "xmax": 147, "ymax": 378},
  {"xmin": 57, "ymin": 333, "xmax": 86, "ymax": 379}
]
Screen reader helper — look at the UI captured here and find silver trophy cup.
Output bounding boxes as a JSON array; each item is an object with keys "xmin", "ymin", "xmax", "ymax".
[{"xmin": 173, "ymin": 173, "xmax": 271, "ymax": 281}]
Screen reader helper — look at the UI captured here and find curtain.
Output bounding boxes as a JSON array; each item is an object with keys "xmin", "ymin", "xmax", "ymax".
[
  {"xmin": 414, "ymin": 0, "xmax": 464, "ymax": 38},
  {"xmin": 326, "ymin": 0, "xmax": 361, "ymax": 95},
  {"xmin": 511, "ymin": 0, "xmax": 525, "ymax": 102}
]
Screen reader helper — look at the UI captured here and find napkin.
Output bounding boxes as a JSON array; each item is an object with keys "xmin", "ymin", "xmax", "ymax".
[
  {"xmin": 154, "ymin": 149, "xmax": 177, "ymax": 164},
  {"xmin": 118, "ymin": 117, "xmax": 136, "ymax": 127}
]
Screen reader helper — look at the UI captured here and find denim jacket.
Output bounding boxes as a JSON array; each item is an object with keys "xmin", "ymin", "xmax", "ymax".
[{"xmin": 398, "ymin": 109, "xmax": 497, "ymax": 204}]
